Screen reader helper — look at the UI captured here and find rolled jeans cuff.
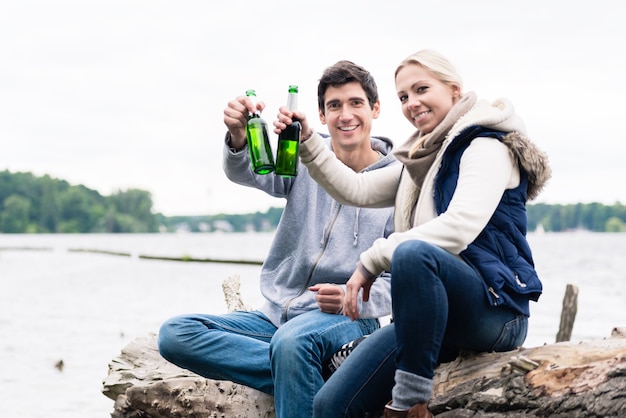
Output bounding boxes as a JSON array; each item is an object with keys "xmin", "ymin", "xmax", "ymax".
[{"xmin": 392, "ymin": 369, "xmax": 433, "ymax": 409}]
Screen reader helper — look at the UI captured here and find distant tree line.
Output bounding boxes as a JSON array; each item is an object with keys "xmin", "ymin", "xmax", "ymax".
[
  {"xmin": 175, "ymin": 202, "xmax": 626, "ymax": 234},
  {"xmin": 158, "ymin": 207, "xmax": 283, "ymax": 233},
  {"xmin": 1, "ymin": 170, "xmax": 625, "ymax": 233},
  {"xmin": 0, "ymin": 170, "xmax": 157, "ymax": 233},
  {"xmin": 527, "ymin": 202, "xmax": 626, "ymax": 232}
]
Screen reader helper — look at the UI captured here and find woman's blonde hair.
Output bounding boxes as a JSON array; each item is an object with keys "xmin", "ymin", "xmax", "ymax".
[{"xmin": 395, "ymin": 49, "xmax": 463, "ymax": 92}]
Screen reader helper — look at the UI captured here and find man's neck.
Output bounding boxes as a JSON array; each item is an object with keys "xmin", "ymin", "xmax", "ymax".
[{"xmin": 334, "ymin": 140, "xmax": 382, "ymax": 173}]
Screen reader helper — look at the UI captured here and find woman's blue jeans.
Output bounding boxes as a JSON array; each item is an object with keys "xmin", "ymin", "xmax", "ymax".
[
  {"xmin": 313, "ymin": 240, "xmax": 528, "ymax": 417},
  {"xmin": 158, "ymin": 309, "xmax": 379, "ymax": 418}
]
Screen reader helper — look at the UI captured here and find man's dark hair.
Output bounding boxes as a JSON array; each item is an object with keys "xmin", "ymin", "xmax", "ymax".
[{"xmin": 317, "ymin": 61, "xmax": 379, "ymax": 116}]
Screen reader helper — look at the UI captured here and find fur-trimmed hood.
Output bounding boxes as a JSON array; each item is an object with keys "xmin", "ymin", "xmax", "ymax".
[
  {"xmin": 501, "ymin": 131, "xmax": 551, "ymax": 201},
  {"xmin": 447, "ymin": 94, "xmax": 552, "ymax": 201}
]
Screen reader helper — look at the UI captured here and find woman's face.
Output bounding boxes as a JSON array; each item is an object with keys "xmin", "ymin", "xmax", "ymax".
[{"xmin": 395, "ymin": 63, "xmax": 460, "ymax": 134}]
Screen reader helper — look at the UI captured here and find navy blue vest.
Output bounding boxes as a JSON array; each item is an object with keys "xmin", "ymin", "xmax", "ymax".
[{"xmin": 434, "ymin": 126, "xmax": 542, "ymax": 316}]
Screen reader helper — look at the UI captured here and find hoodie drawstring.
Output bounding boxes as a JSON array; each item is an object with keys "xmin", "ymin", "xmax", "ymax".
[
  {"xmin": 353, "ymin": 207, "xmax": 360, "ymax": 246},
  {"xmin": 320, "ymin": 201, "xmax": 360, "ymax": 247}
]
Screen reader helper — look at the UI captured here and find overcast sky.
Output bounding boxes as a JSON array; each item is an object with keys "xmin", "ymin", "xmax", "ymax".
[{"xmin": 1, "ymin": 0, "xmax": 624, "ymax": 216}]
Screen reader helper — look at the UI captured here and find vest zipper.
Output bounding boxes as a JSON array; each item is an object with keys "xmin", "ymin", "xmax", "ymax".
[{"xmin": 488, "ymin": 287, "xmax": 500, "ymax": 306}]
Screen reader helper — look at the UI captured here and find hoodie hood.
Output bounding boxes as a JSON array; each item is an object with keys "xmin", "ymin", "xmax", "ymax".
[{"xmin": 323, "ymin": 133, "xmax": 396, "ymax": 172}]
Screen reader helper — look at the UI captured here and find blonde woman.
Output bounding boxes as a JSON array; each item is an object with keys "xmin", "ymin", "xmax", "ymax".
[{"xmin": 274, "ymin": 49, "xmax": 551, "ymax": 417}]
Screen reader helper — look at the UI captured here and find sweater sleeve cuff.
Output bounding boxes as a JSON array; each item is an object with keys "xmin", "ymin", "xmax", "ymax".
[
  {"xmin": 225, "ymin": 131, "xmax": 247, "ymax": 153},
  {"xmin": 298, "ymin": 132, "xmax": 325, "ymax": 163},
  {"xmin": 301, "ymin": 128, "xmax": 315, "ymax": 142},
  {"xmin": 356, "ymin": 261, "xmax": 378, "ymax": 282}
]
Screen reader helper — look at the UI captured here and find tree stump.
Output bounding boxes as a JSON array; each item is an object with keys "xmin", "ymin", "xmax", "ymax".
[{"xmin": 556, "ymin": 283, "xmax": 579, "ymax": 342}]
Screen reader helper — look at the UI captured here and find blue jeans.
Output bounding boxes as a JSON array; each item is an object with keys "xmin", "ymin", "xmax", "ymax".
[
  {"xmin": 158, "ymin": 309, "xmax": 379, "ymax": 418},
  {"xmin": 313, "ymin": 240, "xmax": 528, "ymax": 417}
]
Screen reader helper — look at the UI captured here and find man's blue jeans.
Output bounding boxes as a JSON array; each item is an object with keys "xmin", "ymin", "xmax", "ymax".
[
  {"xmin": 313, "ymin": 240, "xmax": 528, "ymax": 417},
  {"xmin": 158, "ymin": 309, "xmax": 379, "ymax": 418}
]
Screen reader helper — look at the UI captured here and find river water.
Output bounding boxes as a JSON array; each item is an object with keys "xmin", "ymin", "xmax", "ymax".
[{"xmin": 1, "ymin": 232, "xmax": 624, "ymax": 417}]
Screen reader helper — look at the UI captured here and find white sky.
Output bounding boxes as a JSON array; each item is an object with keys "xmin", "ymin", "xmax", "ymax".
[{"xmin": 1, "ymin": 0, "xmax": 625, "ymax": 216}]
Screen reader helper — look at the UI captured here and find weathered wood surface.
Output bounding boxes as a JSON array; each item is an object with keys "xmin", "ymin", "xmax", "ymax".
[
  {"xmin": 103, "ymin": 275, "xmax": 274, "ymax": 418},
  {"xmin": 101, "ymin": 276, "xmax": 626, "ymax": 417},
  {"xmin": 102, "ymin": 331, "xmax": 626, "ymax": 417},
  {"xmin": 102, "ymin": 333, "xmax": 275, "ymax": 418},
  {"xmin": 430, "ymin": 327, "xmax": 626, "ymax": 417}
]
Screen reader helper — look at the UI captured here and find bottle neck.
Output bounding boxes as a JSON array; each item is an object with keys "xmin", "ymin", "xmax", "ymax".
[
  {"xmin": 286, "ymin": 93, "xmax": 298, "ymax": 112},
  {"xmin": 247, "ymin": 93, "xmax": 260, "ymax": 117}
]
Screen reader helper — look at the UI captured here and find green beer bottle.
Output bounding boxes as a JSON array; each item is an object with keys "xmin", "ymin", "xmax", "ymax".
[
  {"xmin": 275, "ymin": 85, "xmax": 301, "ymax": 177},
  {"xmin": 245, "ymin": 89, "xmax": 275, "ymax": 174}
]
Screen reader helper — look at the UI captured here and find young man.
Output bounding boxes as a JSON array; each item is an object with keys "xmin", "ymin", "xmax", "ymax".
[{"xmin": 158, "ymin": 61, "xmax": 396, "ymax": 418}]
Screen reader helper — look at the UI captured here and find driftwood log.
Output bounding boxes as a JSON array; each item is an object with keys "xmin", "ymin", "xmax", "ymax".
[
  {"xmin": 102, "ymin": 276, "xmax": 626, "ymax": 417},
  {"xmin": 102, "ymin": 275, "xmax": 274, "ymax": 418}
]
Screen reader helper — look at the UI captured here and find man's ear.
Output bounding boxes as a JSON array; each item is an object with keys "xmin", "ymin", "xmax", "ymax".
[{"xmin": 372, "ymin": 100, "xmax": 381, "ymax": 119}]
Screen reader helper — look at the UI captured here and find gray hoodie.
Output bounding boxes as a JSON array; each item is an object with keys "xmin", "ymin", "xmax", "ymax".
[{"xmin": 223, "ymin": 133, "xmax": 396, "ymax": 327}]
